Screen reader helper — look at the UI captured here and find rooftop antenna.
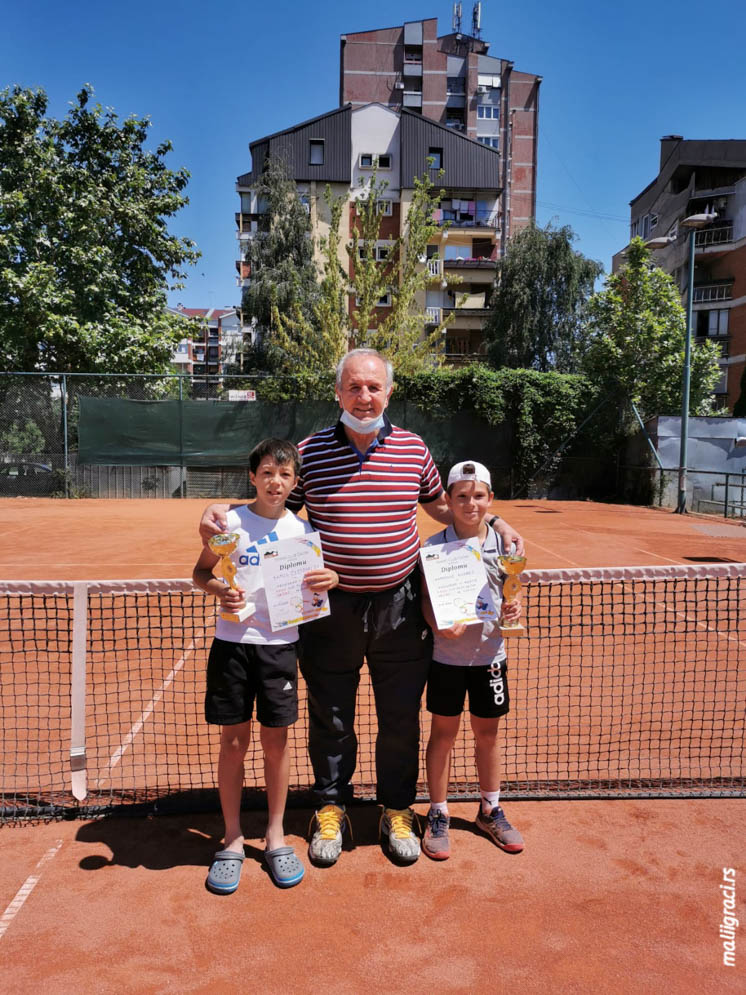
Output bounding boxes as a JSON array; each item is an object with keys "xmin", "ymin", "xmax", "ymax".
[
  {"xmin": 472, "ymin": 1, "xmax": 482, "ymax": 38},
  {"xmin": 452, "ymin": 2, "xmax": 462, "ymax": 33}
]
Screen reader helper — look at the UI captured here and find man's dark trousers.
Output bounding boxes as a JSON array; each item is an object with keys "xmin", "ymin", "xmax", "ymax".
[{"xmin": 298, "ymin": 574, "xmax": 432, "ymax": 810}]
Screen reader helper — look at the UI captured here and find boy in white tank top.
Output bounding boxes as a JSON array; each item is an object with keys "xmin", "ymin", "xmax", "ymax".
[{"xmin": 193, "ymin": 438, "xmax": 338, "ymax": 892}]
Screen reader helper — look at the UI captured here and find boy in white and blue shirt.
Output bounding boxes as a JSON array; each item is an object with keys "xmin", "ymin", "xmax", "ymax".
[{"xmin": 421, "ymin": 460, "xmax": 524, "ymax": 860}]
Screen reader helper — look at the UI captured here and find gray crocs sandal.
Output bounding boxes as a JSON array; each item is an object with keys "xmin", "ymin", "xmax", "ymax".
[
  {"xmin": 206, "ymin": 849, "xmax": 245, "ymax": 894},
  {"xmin": 264, "ymin": 846, "xmax": 305, "ymax": 888}
]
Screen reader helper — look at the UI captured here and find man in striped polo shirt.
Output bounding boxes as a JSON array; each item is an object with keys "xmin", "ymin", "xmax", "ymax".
[{"xmin": 200, "ymin": 348, "xmax": 523, "ymax": 866}]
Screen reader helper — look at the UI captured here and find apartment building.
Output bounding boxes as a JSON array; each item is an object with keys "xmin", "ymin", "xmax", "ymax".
[
  {"xmin": 235, "ymin": 102, "xmax": 503, "ymax": 362},
  {"xmin": 339, "ymin": 8, "xmax": 541, "ymax": 256},
  {"xmin": 614, "ymin": 137, "xmax": 746, "ymax": 412},
  {"xmin": 169, "ymin": 306, "xmax": 242, "ymax": 392}
]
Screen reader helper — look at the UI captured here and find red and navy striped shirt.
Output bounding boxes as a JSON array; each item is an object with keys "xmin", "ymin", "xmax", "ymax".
[{"xmin": 287, "ymin": 416, "xmax": 443, "ymax": 592}]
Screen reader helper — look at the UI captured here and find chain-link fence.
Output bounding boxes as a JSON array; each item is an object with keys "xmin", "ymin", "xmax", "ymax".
[
  {"xmin": 0, "ymin": 373, "xmax": 261, "ymax": 499},
  {"xmin": 3, "ymin": 371, "xmax": 739, "ymax": 512}
]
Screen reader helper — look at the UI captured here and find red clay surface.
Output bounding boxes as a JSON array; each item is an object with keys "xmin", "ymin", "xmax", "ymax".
[
  {"xmin": 1, "ymin": 497, "xmax": 744, "ymax": 992},
  {"xmin": 1, "ymin": 496, "xmax": 745, "ymax": 579}
]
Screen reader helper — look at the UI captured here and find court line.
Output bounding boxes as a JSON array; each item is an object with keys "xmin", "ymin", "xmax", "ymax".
[
  {"xmin": 0, "ymin": 840, "xmax": 63, "ymax": 942},
  {"xmin": 94, "ymin": 618, "xmax": 213, "ymax": 789},
  {"xmin": 665, "ymin": 601, "xmax": 746, "ymax": 651},
  {"xmin": 525, "ymin": 539, "xmax": 581, "ymax": 568}
]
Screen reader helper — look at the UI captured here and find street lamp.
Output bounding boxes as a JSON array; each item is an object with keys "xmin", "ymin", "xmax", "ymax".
[{"xmin": 646, "ymin": 212, "xmax": 717, "ymax": 513}]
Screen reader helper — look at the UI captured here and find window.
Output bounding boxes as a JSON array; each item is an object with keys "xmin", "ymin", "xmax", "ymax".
[
  {"xmin": 357, "ymin": 243, "xmax": 392, "ymax": 261},
  {"xmin": 477, "ymin": 105, "xmax": 498, "ymax": 119},
  {"xmin": 428, "ymin": 147, "xmax": 443, "ymax": 169},
  {"xmin": 377, "ymin": 291, "xmax": 392, "ymax": 307},
  {"xmin": 404, "ymin": 46, "xmax": 422, "ymax": 63},
  {"xmin": 714, "ymin": 365, "xmax": 728, "ymax": 394},
  {"xmin": 299, "ymin": 195, "xmax": 310, "ymax": 214},
  {"xmin": 447, "ymin": 76, "xmax": 465, "ymax": 94},
  {"xmin": 477, "ymin": 136, "xmax": 499, "ymax": 148},
  {"xmin": 697, "ymin": 308, "xmax": 729, "ymax": 338},
  {"xmin": 309, "ymin": 140, "xmax": 324, "ymax": 165},
  {"xmin": 376, "ymin": 199, "xmax": 393, "ymax": 216},
  {"xmin": 446, "ymin": 116, "xmax": 465, "ymax": 130},
  {"xmin": 359, "ymin": 153, "xmax": 392, "ymax": 169}
]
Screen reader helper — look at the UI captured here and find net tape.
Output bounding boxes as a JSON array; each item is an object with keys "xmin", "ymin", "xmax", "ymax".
[{"xmin": 1, "ymin": 563, "xmax": 744, "ymax": 822}]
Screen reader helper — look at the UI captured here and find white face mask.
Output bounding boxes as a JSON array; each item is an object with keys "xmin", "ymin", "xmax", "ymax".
[{"xmin": 339, "ymin": 408, "xmax": 386, "ymax": 434}]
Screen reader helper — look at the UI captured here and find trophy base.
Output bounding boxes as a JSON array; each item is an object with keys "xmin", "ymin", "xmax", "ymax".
[
  {"xmin": 499, "ymin": 622, "xmax": 525, "ymax": 638},
  {"xmin": 220, "ymin": 604, "xmax": 255, "ymax": 623}
]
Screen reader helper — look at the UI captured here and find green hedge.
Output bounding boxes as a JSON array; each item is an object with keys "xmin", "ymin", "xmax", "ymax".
[{"xmin": 232, "ymin": 365, "xmax": 598, "ymax": 494}]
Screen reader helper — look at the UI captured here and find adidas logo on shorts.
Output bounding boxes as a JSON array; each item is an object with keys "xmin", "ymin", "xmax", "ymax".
[{"xmin": 283, "ymin": 681, "xmax": 293, "ymax": 691}]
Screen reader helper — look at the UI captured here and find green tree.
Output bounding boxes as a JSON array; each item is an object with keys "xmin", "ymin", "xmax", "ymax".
[
  {"xmin": 241, "ymin": 154, "xmax": 321, "ymax": 369},
  {"xmin": 0, "ymin": 418, "xmax": 45, "ymax": 455},
  {"xmin": 350, "ymin": 166, "xmax": 460, "ymax": 375},
  {"xmin": 271, "ymin": 185, "xmax": 348, "ymax": 373},
  {"xmin": 0, "ymin": 85, "xmax": 199, "ymax": 373},
  {"xmin": 484, "ymin": 222, "xmax": 602, "ymax": 372},
  {"xmin": 583, "ymin": 238, "xmax": 722, "ymax": 417}
]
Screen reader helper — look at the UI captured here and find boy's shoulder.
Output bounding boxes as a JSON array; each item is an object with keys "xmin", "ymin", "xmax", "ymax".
[
  {"xmin": 285, "ymin": 509, "xmax": 314, "ymax": 534},
  {"xmin": 227, "ymin": 504, "xmax": 311, "ymax": 537},
  {"xmin": 423, "ymin": 528, "xmax": 449, "ymax": 548}
]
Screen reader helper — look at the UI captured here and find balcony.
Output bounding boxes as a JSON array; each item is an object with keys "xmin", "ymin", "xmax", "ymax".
[
  {"xmin": 695, "ymin": 223, "xmax": 734, "ymax": 248},
  {"xmin": 444, "ymin": 257, "xmax": 496, "ymax": 270},
  {"xmin": 403, "ymin": 91, "xmax": 422, "ymax": 108},
  {"xmin": 432, "ymin": 209, "xmax": 501, "ymax": 231},
  {"xmin": 425, "ymin": 306, "xmax": 442, "ymax": 325},
  {"xmin": 443, "ymin": 352, "xmax": 483, "ymax": 367},
  {"xmin": 235, "ymin": 213, "xmax": 259, "ymax": 236},
  {"xmin": 693, "ymin": 283, "xmax": 733, "ymax": 304}
]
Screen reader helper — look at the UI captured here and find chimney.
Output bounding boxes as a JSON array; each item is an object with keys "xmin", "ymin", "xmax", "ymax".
[{"xmin": 660, "ymin": 135, "xmax": 683, "ymax": 170}]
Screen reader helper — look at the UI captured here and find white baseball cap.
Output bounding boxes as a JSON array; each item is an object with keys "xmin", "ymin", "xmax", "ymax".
[{"xmin": 446, "ymin": 460, "xmax": 492, "ymax": 489}]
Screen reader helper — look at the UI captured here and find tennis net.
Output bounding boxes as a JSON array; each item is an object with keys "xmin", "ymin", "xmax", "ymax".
[{"xmin": 1, "ymin": 563, "xmax": 744, "ymax": 822}]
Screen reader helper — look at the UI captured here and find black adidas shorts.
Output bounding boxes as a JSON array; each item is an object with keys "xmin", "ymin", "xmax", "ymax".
[
  {"xmin": 426, "ymin": 658, "xmax": 510, "ymax": 719},
  {"xmin": 205, "ymin": 638, "xmax": 298, "ymax": 727}
]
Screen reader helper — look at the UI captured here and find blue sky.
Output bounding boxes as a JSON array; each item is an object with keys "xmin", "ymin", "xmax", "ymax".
[{"xmin": 3, "ymin": 0, "xmax": 745, "ymax": 310}]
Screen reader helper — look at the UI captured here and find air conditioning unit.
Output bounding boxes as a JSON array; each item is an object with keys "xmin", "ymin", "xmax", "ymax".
[{"xmin": 394, "ymin": 81, "xmax": 405, "ymax": 90}]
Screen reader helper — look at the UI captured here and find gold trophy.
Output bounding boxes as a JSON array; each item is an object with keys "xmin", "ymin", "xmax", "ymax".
[
  {"xmin": 208, "ymin": 532, "xmax": 254, "ymax": 623},
  {"xmin": 498, "ymin": 553, "xmax": 526, "ymax": 637}
]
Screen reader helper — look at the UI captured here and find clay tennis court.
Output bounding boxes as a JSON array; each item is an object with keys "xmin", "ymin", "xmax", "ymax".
[{"xmin": 1, "ymin": 497, "xmax": 744, "ymax": 993}]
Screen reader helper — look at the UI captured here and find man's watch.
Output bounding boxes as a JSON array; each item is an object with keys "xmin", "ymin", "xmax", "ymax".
[{"xmin": 488, "ymin": 515, "xmax": 500, "ymax": 529}]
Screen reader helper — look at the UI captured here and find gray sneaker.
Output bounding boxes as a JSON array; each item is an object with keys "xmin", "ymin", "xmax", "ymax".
[
  {"xmin": 475, "ymin": 804, "xmax": 524, "ymax": 853},
  {"xmin": 380, "ymin": 807, "xmax": 421, "ymax": 863},
  {"xmin": 308, "ymin": 804, "xmax": 350, "ymax": 866},
  {"xmin": 422, "ymin": 808, "xmax": 451, "ymax": 860}
]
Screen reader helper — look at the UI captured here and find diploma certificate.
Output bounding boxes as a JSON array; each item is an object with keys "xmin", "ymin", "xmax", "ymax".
[
  {"xmin": 261, "ymin": 531, "xmax": 331, "ymax": 631},
  {"xmin": 419, "ymin": 538, "xmax": 498, "ymax": 630}
]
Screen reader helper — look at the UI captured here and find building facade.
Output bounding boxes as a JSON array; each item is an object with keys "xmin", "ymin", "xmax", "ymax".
[
  {"xmin": 339, "ymin": 12, "xmax": 541, "ymax": 256},
  {"xmin": 169, "ymin": 306, "xmax": 241, "ymax": 393},
  {"xmin": 235, "ymin": 102, "xmax": 503, "ymax": 362},
  {"xmin": 613, "ymin": 137, "xmax": 746, "ymax": 413}
]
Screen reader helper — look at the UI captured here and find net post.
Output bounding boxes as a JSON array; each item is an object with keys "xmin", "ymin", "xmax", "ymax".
[{"xmin": 70, "ymin": 582, "xmax": 89, "ymax": 801}]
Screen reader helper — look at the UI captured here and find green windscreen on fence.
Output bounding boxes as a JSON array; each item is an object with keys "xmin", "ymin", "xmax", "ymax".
[
  {"xmin": 77, "ymin": 396, "xmax": 513, "ymax": 470},
  {"xmin": 78, "ymin": 397, "xmax": 340, "ymax": 466}
]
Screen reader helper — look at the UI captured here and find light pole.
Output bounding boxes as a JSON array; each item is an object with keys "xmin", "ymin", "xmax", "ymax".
[{"xmin": 646, "ymin": 212, "xmax": 717, "ymax": 513}]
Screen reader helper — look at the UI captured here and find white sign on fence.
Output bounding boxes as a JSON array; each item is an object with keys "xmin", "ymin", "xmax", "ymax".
[{"xmin": 226, "ymin": 390, "xmax": 257, "ymax": 402}]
